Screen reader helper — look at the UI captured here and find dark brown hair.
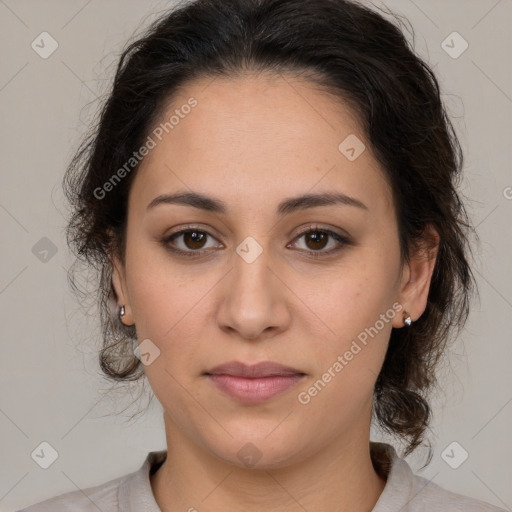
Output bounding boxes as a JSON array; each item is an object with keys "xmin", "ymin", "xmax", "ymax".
[{"xmin": 64, "ymin": 0, "xmax": 475, "ymax": 457}]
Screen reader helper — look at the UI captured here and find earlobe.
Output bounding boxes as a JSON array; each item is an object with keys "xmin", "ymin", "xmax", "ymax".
[
  {"xmin": 110, "ymin": 252, "xmax": 134, "ymax": 326},
  {"xmin": 111, "ymin": 253, "xmax": 126, "ymax": 301},
  {"xmin": 393, "ymin": 226, "xmax": 440, "ymax": 328}
]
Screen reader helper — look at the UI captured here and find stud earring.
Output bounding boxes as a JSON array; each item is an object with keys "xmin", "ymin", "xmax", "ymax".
[
  {"xmin": 119, "ymin": 305, "xmax": 125, "ymax": 321},
  {"xmin": 403, "ymin": 310, "xmax": 412, "ymax": 327}
]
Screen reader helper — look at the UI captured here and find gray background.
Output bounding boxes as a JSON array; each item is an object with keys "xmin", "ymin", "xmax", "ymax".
[{"xmin": 0, "ymin": 0, "xmax": 511, "ymax": 510}]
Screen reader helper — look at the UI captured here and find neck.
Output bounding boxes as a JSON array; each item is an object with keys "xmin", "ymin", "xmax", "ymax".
[{"xmin": 150, "ymin": 415, "xmax": 386, "ymax": 512}]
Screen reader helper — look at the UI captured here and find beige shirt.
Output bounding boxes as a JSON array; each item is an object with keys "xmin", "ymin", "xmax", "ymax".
[{"xmin": 18, "ymin": 442, "xmax": 505, "ymax": 511}]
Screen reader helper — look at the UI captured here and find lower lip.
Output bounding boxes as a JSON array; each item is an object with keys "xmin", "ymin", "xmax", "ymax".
[{"xmin": 206, "ymin": 374, "xmax": 305, "ymax": 404}]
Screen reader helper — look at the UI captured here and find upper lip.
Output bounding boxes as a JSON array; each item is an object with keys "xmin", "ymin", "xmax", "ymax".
[{"xmin": 205, "ymin": 361, "xmax": 305, "ymax": 378}]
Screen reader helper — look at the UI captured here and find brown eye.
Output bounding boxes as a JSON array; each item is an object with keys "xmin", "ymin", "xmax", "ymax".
[
  {"xmin": 163, "ymin": 228, "xmax": 223, "ymax": 257},
  {"xmin": 163, "ymin": 226, "xmax": 349, "ymax": 259},
  {"xmin": 304, "ymin": 231, "xmax": 329, "ymax": 251},
  {"xmin": 182, "ymin": 231, "xmax": 207, "ymax": 249},
  {"xmin": 291, "ymin": 227, "xmax": 350, "ymax": 257}
]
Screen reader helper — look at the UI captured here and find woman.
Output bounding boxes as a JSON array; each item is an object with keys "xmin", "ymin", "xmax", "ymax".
[{"xmin": 19, "ymin": 0, "xmax": 505, "ymax": 510}]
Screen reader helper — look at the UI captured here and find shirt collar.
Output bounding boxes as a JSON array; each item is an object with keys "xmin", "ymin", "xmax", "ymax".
[
  {"xmin": 370, "ymin": 441, "xmax": 418, "ymax": 511},
  {"xmin": 118, "ymin": 442, "xmax": 411, "ymax": 511},
  {"xmin": 118, "ymin": 449, "xmax": 167, "ymax": 511}
]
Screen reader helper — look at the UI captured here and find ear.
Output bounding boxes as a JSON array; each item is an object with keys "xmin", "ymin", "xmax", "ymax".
[
  {"xmin": 111, "ymin": 251, "xmax": 135, "ymax": 327},
  {"xmin": 392, "ymin": 225, "xmax": 439, "ymax": 328}
]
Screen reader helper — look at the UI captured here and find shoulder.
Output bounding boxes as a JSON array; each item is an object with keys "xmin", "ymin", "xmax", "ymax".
[
  {"xmin": 371, "ymin": 442, "xmax": 506, "ymax": 512},
  {"xmin": 16, "ymin": 450, "xmax": 167, "ymax": 512},
  {"xmin": 406, "ymin": 470, "xmax": 506, "ymax": 511},
  {"xmin": 16, "ymin": 473, "xmax": 125, "ymax": 512}
]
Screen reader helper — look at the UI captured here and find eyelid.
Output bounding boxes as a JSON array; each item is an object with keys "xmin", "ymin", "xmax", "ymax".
[
  {"xmin": 163, "ymin": 224, "xmax": 224, "ymax": 252},
  {"xmin": 287, "ymin": 224, "xmax": 351, "ymax": 255},
  {"xmin": 162, "ymin": 223, "xmax": 350, "ymax": 257},
  {"xmin": 292, "ymin": 223, "xmax": 350, "ymax": 241},
  {"xmin": 164, "ymin": 223, "xmax": 224, "ymax": 241}
]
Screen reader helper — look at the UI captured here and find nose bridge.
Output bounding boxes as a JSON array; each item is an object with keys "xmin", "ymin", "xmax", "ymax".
[
  {"xmin": 217, "ymin": 233, "xmax": 290, "ymax": 339},
  {"xmin": 231, "ymin": 234, "xmax": 275, "ymax": 305}
]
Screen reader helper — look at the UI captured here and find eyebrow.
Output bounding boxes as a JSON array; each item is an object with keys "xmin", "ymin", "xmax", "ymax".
[{"xmin": 146, "ymin": 191, "xmax": 368, "ymax": 215}]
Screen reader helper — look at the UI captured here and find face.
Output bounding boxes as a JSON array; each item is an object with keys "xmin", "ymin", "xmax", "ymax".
[{"xmin": 112, "ymin": 73, "xmax": 433, "ymax": 469}]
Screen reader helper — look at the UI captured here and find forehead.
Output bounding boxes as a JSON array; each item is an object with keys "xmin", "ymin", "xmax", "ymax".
[{"xmin": 131, "ymin": 73, "xmax": 394, "ymax": 216}]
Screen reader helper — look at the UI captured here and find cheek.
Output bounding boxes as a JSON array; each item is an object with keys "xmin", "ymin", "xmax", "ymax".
[
  {"xmin": 294, "ymin": 248, "xmax": 400, "ymax": 344},
  {"xmin": 121, "ymin": 250, "xmax": 198, "ymax": 388},
  {"xmin": 290, "ymin": 246, "xmax": 401, "ymax": 407},
  {"xmin": 124, "ymin": 236, "xmax": 201, "ymax": 335},
  {"xmin": 124, "ymin": 258, "xmax": 210, "ymax": 405},
  {"xmin": 127, "ymin": 276, "xmax": 213, "ymax": 372},
  {"xmin": 294, "ymin": 266, "xmax": 396, "ymax": 423}
]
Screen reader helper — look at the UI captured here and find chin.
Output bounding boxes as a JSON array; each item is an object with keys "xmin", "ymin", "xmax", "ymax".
[{"xmin": 202, "ymin": 427, "xmax": 313, "ymax": 471}]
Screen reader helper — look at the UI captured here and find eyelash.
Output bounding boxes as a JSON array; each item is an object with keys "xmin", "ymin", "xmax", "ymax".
[{"xmin": 162, "ymin": 225, "xmax": 351, "ymax": 259}]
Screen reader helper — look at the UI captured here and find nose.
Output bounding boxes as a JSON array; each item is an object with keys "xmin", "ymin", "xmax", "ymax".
[{"xmin": 216, "ymin": 240, "xmax": 292, "ymax": 341}]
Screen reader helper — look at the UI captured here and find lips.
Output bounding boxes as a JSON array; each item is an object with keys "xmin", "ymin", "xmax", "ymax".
[
  {"xmin": 204, "ymin": 361, "xmax": 306, "ymax": 404},
  {"xmin": 204, "ymin": 361, "xmax": 305, "ymax": 378}
]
